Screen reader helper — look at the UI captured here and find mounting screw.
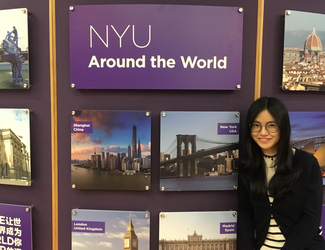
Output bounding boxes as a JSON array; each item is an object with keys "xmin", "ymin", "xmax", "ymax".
[
  {"xmin": 69, "ymin": 6, "xmax": 74, "ymax": 11},
  {"xmin": 72, "ymin": 210, "xmax": 76, "ymax": 215},
  {"xmin": 145, "ymin": 186, "xmax": 149, "ymax": 190},
  {"xmin": 238, "ymin": 8, "xmax": 243, "ymax": 13},
  {"xmin": 23, "ymin": 84, "xmax": 28, "ymax": 88},
  {"xmin": 25, "ymin": 181, "xmax": 30, "ymax": 186},
  {"xmin": 160, "ymin": 213, "xmax": 165, "ymax": 219},
  {"xmin": 72, "ymin": 184, "xmax": 76, "ymax": 189},
  {"xmin": 72, "ymin": 111, "xmax": 76, "ymax": 116},
  {"xmin": 161, "ymin": 186, "xmax": 165, "ymax": 191},
  {"xmin": 145, "ymin": 112, "xmax": 150, "ymax": 117},
  {"xmin": 233, "ymin": 212, "xmax": 237, "ymax": 217},
  {"xmin": 71, "ymin": 83, "xmax": 75, "ymax": 88},
  {"xmin": 25, "ymin": 208, "xmax": 29, "ymax": 212},
  {"xmin": 24, "ymin": 110, "xmax": 29, "ymax": 114},
  {"xmin": 286, "ymin": 10, "xmax": 291, "ymax": 15},
  {"xmin": 235, "ymin": 113, "xmax": 239, "ymax": 117},
  {"xmin": 22, "ymin": 9, "xmax": 27, "ymax": 14},
  {"xmin": 145, "ymin": 213, "xmax": 149, "ymax": 218},
  {"xmin": 161, "ymin": 113, "xmax": 166, "ymax": 117},
  {"xmin": 236, "ymin": 84, "xmax": 241, "ymax": 89},
  {"xmin": 233, "ymin": 185, "xmax": 238, "ymax": 190}
]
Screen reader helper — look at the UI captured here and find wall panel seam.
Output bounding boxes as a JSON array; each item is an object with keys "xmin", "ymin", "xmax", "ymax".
[
  {"xmin": 49, "ymin": 0, "xmax": 58, "ymax": 249},
  {"xmin": 254, "ymin": 0, "xmax": 264, "ymax": 100}
]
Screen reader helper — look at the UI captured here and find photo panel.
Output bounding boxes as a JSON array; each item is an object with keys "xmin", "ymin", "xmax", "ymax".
[
  {"xmin": 0, "ymin": 8, "xmax": 29, "ymax": 89},
  {"xmin": 0, "ymin": 203, "xmax": 33, "ymax": 250},
  {"xmin": 71, "ymin": 110, "xmax": 151, "ymax": 190},
  {"xmin": 283, "ymin": 10, "xmax": 325, "ymax": 91},
  {"xmin": 159, "ymin": 211, "xmax": 237, "ymax": 250},
  {"xmin": 160, "ymin": 111, "xmax": 239, "ymax": 191},
  {"xmin": 0, "ymin": 109, "xmax": 31, "ymax": 186},
  {"xmin": 289, "ymin": 112, "xmax": 325, "ymax": 184},
  {"xmin": 71, "ymin": 209, "xmax": 150, "ymax": 250}
]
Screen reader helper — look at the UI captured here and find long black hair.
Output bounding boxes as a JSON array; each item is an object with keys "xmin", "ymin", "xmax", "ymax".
[{"xmin": 240, "ymin": 97, "xmax": 300, "ymax": 198}]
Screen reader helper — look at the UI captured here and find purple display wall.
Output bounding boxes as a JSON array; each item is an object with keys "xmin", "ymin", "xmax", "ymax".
[
  {"xmin": 2, "ymin": 0, "xmax": 325, "ymax": 250},
  {"xmin": 57, "ymin": 1, "xmax": 256, "ymax": 249},
  {"xmin": 0, "ymin": 1, "xmax": 52, "ymax": 250}
]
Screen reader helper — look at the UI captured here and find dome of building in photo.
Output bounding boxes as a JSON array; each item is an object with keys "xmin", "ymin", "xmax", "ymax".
[{"xmin": 304, "ymin": 28, "xmax": 323, "ymax": 63}]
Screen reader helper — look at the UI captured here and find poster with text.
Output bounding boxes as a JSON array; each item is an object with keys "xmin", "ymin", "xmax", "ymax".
[
  {"xmin": 0, "ymin": 8, "xmax": 29, "ymax": 89},
  {"xmin": 159, "ymin": 211, "xmax": 237, "ymax": 249},
  {"xmin": 0, "ymin": 109, "xmax": 31, "ymax": 186},
  {"xmin": 160, "ymin": 111, "xmax": 239, "ymax": 191},
  {"xmin": 289, "ymin": 112, "xmax": 325, "ymax": 184},
  {"xmin": 69, "ymin": 5, "xmax": 243, "ymax": 90},
  {"xmin": 71, "ymin": 209, "xmax": 149, "ymax": 250},
  {"xmin": 0, "ymin": 203, "xmax": 33, "ymax": 250},
  {"xmin": 283, "ymin": 10, "xmax": 325, "ymax": 91},
  {"xmin": 71, "ymin": 110, "xmax": 151, "ymax": 190}
]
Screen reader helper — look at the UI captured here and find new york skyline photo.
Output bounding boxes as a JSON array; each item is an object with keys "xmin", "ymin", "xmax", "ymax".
[{"xmin": 160, "ymin": 111, "xmax": 239, "ymax": 191}]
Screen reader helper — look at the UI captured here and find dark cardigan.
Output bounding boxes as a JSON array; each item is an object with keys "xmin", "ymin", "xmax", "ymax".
[{"xmin": 237, "ymin": 149, "xmax": 325, "ymax": 250}]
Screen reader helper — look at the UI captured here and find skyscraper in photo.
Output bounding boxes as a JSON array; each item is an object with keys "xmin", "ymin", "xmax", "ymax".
[
  {"xmin": 132, "ymin": 125, "xmax": 137, "ymax": 160},
  {"xmin": 137, "ymin": 139, "xmax": 141, "ymax": 165},
  {"xmin": 128, "ymin": 144, "xmax": 132, "ymax": 165},
  {"xmin": 101, "ymin": 152, "xmax": 105, "ymax": 169}
]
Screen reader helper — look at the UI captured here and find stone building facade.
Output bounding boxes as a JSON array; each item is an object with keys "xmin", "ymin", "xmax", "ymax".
[
  {"xmin": 159, "ymin": 231, "xmax": 236, "ymax": 250},
  {"xmin": 0, "ymin": 129, "xmax": 30, "ymax": 180}
]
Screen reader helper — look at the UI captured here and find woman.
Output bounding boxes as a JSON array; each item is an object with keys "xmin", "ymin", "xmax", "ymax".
[{"xmin": 238, "ymin": 97, "xmax": 325, "ymax": 250}]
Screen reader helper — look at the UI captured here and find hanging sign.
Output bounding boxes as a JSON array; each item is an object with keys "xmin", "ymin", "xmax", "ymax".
[
  {"xmin": 0, "ymin": 203, "xmax": 33, "ymax": 250},
  {"xmin": 69, "ymin": 5, "xmax": 243, "ymax": 90}
]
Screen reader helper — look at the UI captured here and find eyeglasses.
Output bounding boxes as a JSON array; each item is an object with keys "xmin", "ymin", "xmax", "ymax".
[{"xmin": 249, "ymin": 122, "xmax": 279, "ymax": 133}]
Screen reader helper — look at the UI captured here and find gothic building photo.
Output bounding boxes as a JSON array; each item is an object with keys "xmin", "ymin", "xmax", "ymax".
[{"xmin": 71, "ymin": 209, "xmax": 150, "ymax": 250}]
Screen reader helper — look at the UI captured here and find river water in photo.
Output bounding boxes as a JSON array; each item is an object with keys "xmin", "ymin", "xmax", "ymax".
[
  {"xmin": 71, "ymin": 165, "xmax": 150, "ymax": 190},
  {"xmin": 160, "ymin": 175, "xmax": 238, "ymax": 191}
]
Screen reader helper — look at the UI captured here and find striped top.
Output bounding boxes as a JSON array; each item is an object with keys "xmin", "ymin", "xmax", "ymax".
[{"xmin": 260, "ymin": 151, "xmax": 294, "ymax": 250}]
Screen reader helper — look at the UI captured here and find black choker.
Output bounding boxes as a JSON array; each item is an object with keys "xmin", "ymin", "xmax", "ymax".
[{"xmin": 262, "ymin": 153, "xmax": 277, "ymax": 161}]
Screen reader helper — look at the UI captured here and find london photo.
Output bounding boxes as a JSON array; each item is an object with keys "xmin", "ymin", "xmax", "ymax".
[
  {"xmin": 160, "ymin": 111, "xmax": 239, "ymax": 191},
  {"xmin": 72, "ymin": 209, "xmax": 150, "ymax": 250},
  {"xmin": 71, "ymin": 110, "xmax": 151, "ymax": 190}
]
